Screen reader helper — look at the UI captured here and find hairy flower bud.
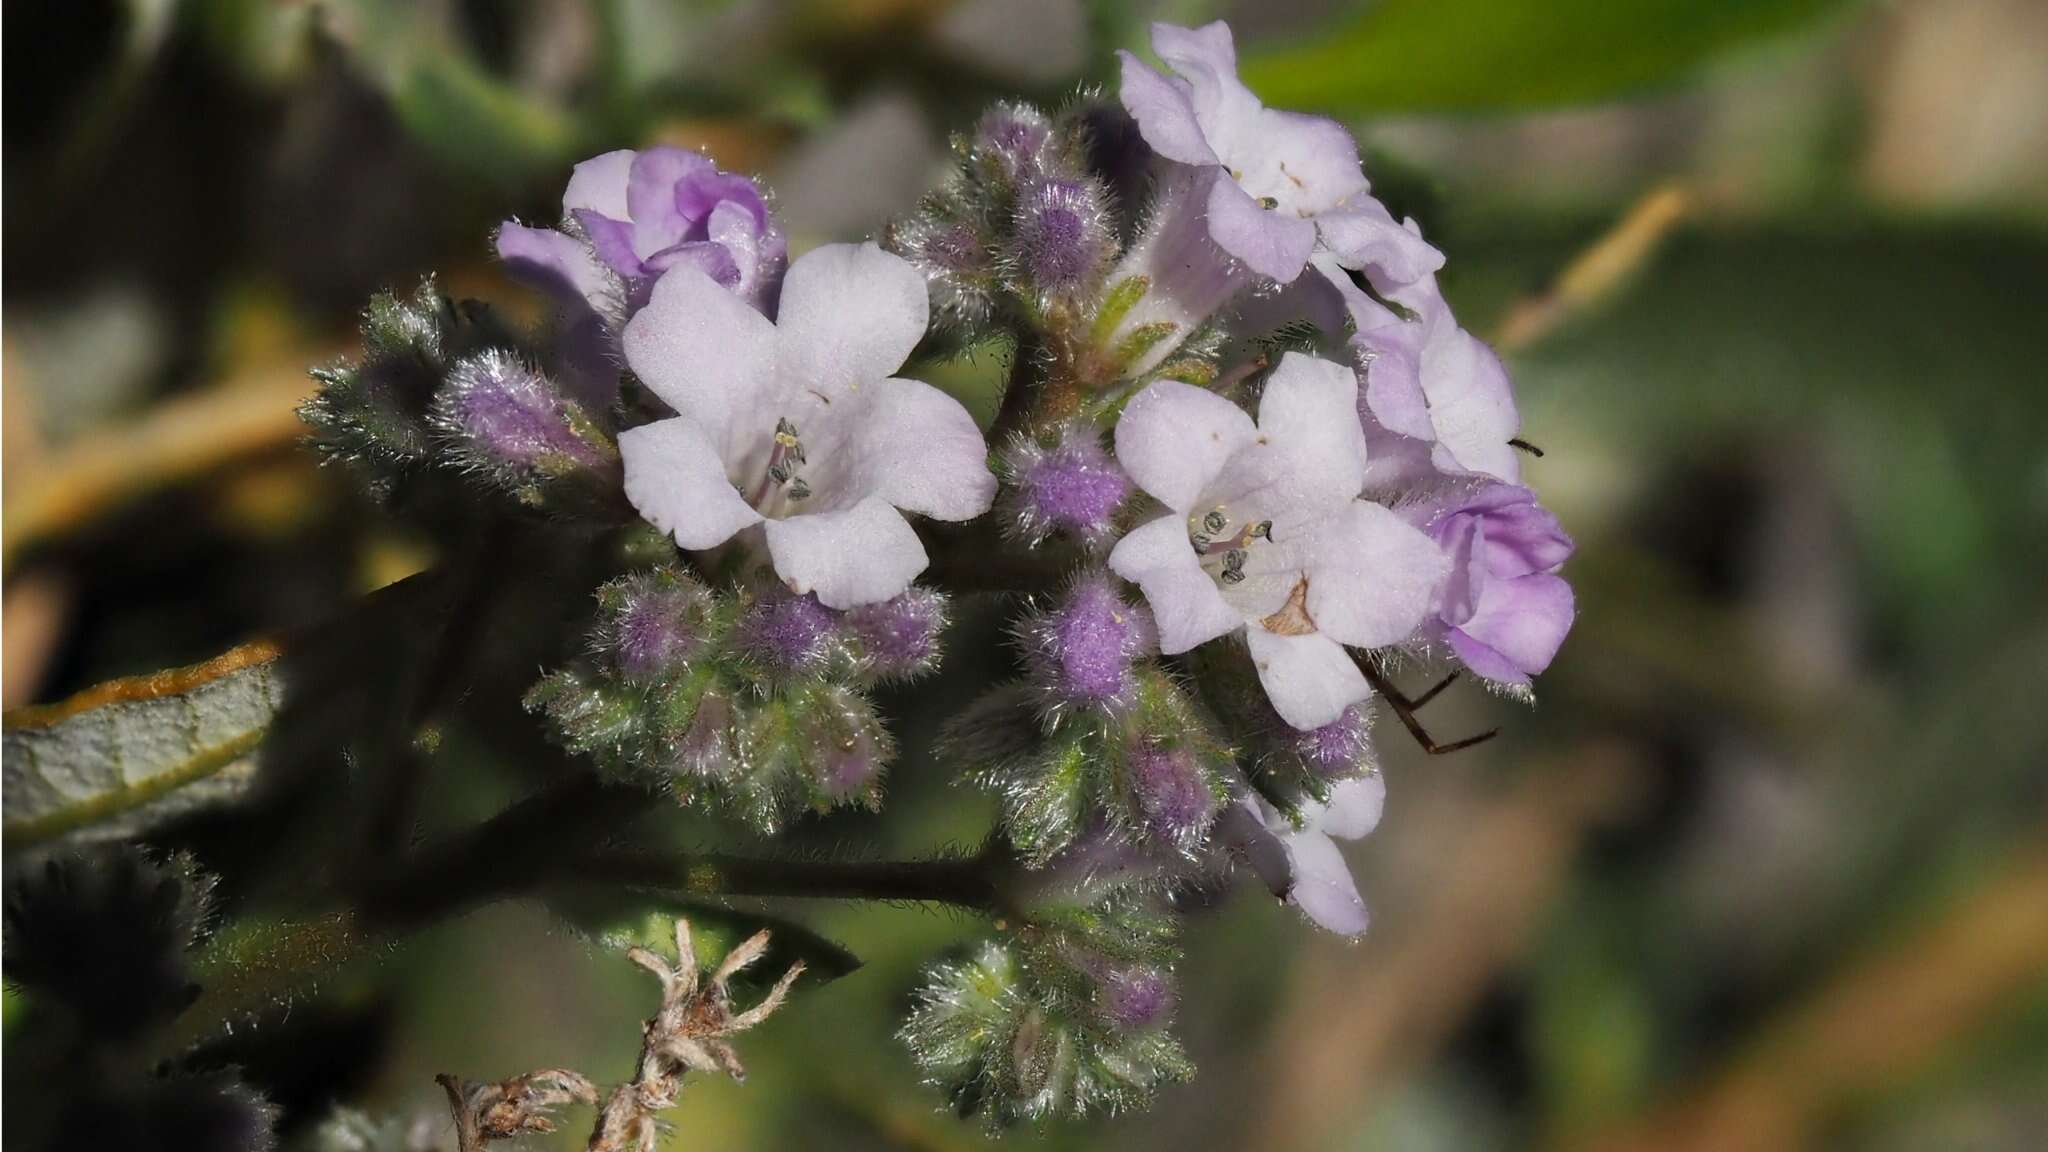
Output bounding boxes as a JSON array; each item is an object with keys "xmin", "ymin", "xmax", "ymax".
[
  {"xmin": 1093, "ymin": 963, "xmax": 1174, "ymax": 1031},
  {"xmin": 1020, "ymin": 577, "xmax": 1155, "ymax": 711},
  {"xmin": 1012, "ymin": 178, "xmax": 1115, "ymax": 302},
  {"xmin": 1126, "ymin": 744, "xmax": 1218, "ymax": 853},
  {"xmin": 734, "ymin": 588, "xmax": 842, "ymax": 677},
  {"xmin": 973, "ymin": 102, "xmax": 1054, "ymax": 184},
  {"xmin": 433, "ymin": 348, "xmax": 615, "ymax": 495},
  {"xmin": 598, "ymin": 568, "xmax": 718, "ymax": 683},
  {"xmin": 844, "ymin": 587, "xmax": 948, "ymax": 682},
  {"xmin": 889, "ymin": 197, "xmax": 1000, "ymax": 328},
  {"xmin": 1000, "ymin": 424, "xmax": 1130, "ymax": 549}
]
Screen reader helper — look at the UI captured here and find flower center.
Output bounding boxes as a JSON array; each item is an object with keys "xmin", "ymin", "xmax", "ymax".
[
  {"xmin": 1189, "ymin": 506, "xmax": 1271, "ymax": 588},
  {"xmin": 752, "ymin": 416, "xmax": 813, "ymax": 512}
]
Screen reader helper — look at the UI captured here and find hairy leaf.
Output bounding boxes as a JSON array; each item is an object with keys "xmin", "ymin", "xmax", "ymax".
[{"xmin": 3, "ymin": 642, "xmax": 283, "ymax": 851}]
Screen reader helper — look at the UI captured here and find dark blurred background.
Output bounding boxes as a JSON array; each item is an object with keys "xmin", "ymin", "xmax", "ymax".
[{"xmin": 5, "ymin": 2, "xmax": 2046, "ymax": 1149}]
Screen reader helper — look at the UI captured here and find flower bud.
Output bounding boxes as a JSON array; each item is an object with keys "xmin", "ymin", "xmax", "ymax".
[
  {"xmin": 598, "ymin": 568, "xmax": 717, "ymax": 683},
  {"xmin": 434, "ymin": 349, "xmax": 614, "ymax": 488},
  {"xmin": 1126, "ymin": 743, "xmax": 1218, "ymax": 853},
  {"xmin": 734, "ymin": 587, "xmax": 841, "ymax": 677},
  {"xmin": 1094, "ymin": 963, "xmax": 1174, "ymax": 1031},
  {"xmin": 1000, "ymin": 424, "xmax": 1130, "ymax": 549},
  {"xmin": 1012, "ymin": 178, "xmax": 1114, "ymax": 302},
  {"xmin": 1020, "ymin": 577, "xmax": 1155, "ymax": 711},
  {"xmin": 844, "ymin": 587, "xmax": 948, "ymax": 682},
  {"xmin": 889, "ymin": 199, "xmax": 999, "ymax": 328},
  {"xmin": 973, "ymin": 102, "xmax": 1053, "ymax": 184}
]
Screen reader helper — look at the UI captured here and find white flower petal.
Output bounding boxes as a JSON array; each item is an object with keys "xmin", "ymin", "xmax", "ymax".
[
  {"xmin": 775, "ymin": 242, "xmax": 929, "ymax": 399},
  {"xmin": 836, "ymin": 377, "xmax": 997, "ymax": 521},
  {"xmin": 763, "ymin": 495, "xmax": 928, "ymax": 609},
  {"xmin": 619, "ymin": 417, "xmax": 762, "ymax": 550},
  {"xmin": 1281, "ymin": 826, "xmax": 1369, "ymax": 935},
  {"xmin": 1113, "ymin": 381, "xmax": 1256, "ymax": 513},
  {"xmin": 1316, "ymin": 774, "xmax": 1387, "ymax": 841},
  {"xmin": 1253, "ymin": 351, "xmax": 1367, "ymax": 506},
  {"xmin": 623, "ymin": 266, "xmax": 778, "ymax": 447},
  {"xmin": 562, "ymin": 149, "xmax": 635, "ymax": 219},
  {"xmin": 1244, "ymin": 627, "xmax": 1370, "ymax": 730},
  {"xmin": 1304, "ymin": 500, "xmax": 1448, "ymax": 649},
  {"xmin": 1116, "ymin": 50, "xmax": 1220, "ymax": 166},
  {"xmin": 1108, "ymin": 515, "xmax": 1241, "ymax": 655},
  {"xmin": 1422, "ymin": 324, "xmax": 1522, "ymax": 482}
]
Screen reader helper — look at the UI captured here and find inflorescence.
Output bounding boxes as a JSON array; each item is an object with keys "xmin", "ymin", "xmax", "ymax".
[{"xmin": 290, "ymin": 17, "xmax": 1578, "ymax": 1132}]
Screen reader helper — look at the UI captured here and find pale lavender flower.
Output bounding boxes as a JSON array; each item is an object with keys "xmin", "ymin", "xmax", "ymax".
[
  {"xmin": 1316, "ymin": 252, "xmax": 1523, "ymax": 486},
  {"xmin": 1223, "ymin": 773, "xmax": 1385, "ymax": 935},
  {"xmin": 496, "ymin": 146, "xmax": 787, "ymax": 322},
  {"xmin": 1107, "ymin": 352, "xmax": 1447, "ymax": 730},
  {"xmin": 1000, "ymin": 423, "xmax": 1130, "ymax": 548},
  {"xmin": 1021, "ymin": 577, "xmax": 1156, "ymax": 709},
  {"xmin": 619, "ymin": 243, "xmax": 997, "ymax": 608},
  {"xmin": 844, "ymin": 587, "xmax": 948, "ymax": 681},
  {"xmin": 1420, "ymin": 483, "xmax": 1576, "ymax": 688},
  {"xmin": 1117, "ymin": 22, "xmax": 1441, "ymax": 287}
]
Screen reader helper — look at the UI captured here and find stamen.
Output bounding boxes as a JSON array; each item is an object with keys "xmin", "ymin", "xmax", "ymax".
[{"xmin": 756, "ymin": 417, "xmax": 814, "ymax": 506}]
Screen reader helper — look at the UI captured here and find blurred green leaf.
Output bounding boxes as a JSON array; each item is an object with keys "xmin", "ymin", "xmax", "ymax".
[{"xmin": 1240, "ymin": 0, "xmax": 1858, "ymax": 113}]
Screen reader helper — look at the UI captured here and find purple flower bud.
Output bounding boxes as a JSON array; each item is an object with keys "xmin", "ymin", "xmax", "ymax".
[
  {"xmin": 607, "ymin": 574, "xmax": 714, "ymax": 682},
  {"xmin": 1014, "ymin": 178, "xmax": 1114, "ymax": 300},
  {"xmin": 736, "ymin": 588, "xmax": 841, "ymax": 676},
  {"xmin": 435, "ymin": 349, "xmax": 612, "ymax": 479},
  {"xmin": 1022, "ymin": 577, "xmax": 1156, "ymax": 709},
  {"xmin": 1127, "ymin": 744, "xmax": 1217, "ymax": 851},
  {"xmin": 844, "ymin": 587, "xmax": 948, "ymax": 681},
  {"xmin": 1293, "ymin": 703, "xmax": 1375, "ymax": 780},
  {"xmin": 890, "ymin": 209, "xmax": 997, "ymax": 326},
  {"xmin": 1422, "ymin": 484, "xmax": 1576, "ymax": 688},
  {"xmin": 1094, "ymin": 964, "xmax": 1173, "ymax": 1031},
  {"xmin": 974, "ymin": 103, "xmax": 1053, "ymax": 182},
  {"xmin": 1001, "ymin": 425, "xmax": 1130, "ymax": 548},
  {"xmin": 801, "ymin": 687, "xmax": 891, "ymax": 803}
]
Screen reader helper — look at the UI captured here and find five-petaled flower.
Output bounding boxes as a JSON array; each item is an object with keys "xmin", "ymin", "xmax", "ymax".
[
  {"xmin": 1107, "ymin": 352, "xmax": 1448, "ymax": 730},
  {"xmin": 620, "ymin": 242, "xmax": 996, "ymax": 609},
  {"xmin": 1118, "ymin": 21, "xmax": 1442, "ymax": 287}
]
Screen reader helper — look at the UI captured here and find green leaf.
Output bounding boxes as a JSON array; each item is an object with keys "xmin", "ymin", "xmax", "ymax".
[
  {"xmin": 1239, "ymin": 0, "xmax": 1859, "ymax": 113},
  {"xmin": 3, "ymin": 643, "xmax": 284, "ymax": 851}
]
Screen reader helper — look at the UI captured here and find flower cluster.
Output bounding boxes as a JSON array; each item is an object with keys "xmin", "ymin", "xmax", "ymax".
[
  {"xmin": 292, "ymin": 14, "xmax": 1578, "ymax": 1133},
  {"xmin": 526, "ymin": 565, "xmax": 944, "ymax": 830}
]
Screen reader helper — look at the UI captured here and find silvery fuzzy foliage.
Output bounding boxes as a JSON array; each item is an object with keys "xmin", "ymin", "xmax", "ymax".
[
  {"xmin": 526, "ymin": 566, "xmax": 946, "ymax": 832},
  {"xmin": 901, "ymin": 892, "xmax": 1191, "ymax": 1127}
]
